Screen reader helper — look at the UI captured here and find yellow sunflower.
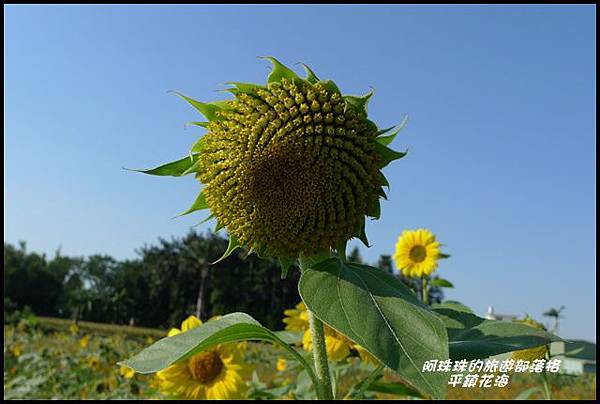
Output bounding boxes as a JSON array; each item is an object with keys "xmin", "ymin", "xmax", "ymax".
[
  {"xmin": 351, "ymin": 343, "xmax": 380, "ymax": 366},
  {"xmin": 511, "ymin": 316, "xmax": 549, "ymax": 361},
  {"xmin": 276, "ymin": 358, "xmax": 287, "ymax": 372},
  {"xmin": 156, "ymin": 315, "xmax": 248, "ymax": 400},
  {"xmin": 302, "ymin": 328, "xmax": 351, "ymax": 362},
  {"xmin": 393, "ymin": 228, "xmax": 443, "ymax": 278},
  {"xmin": 79, "ymin": 335, "xmax": 90, "ymax": 348},
  {"xmin": 120, "ymin": 365, "xmax": 136, "ymax": 379},
  {"xmin": 282, "ymin": 301, "xmax": 310, "ymax": 332}
]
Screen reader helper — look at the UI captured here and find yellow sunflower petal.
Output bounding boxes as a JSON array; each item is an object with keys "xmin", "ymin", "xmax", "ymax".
[{"xmin": 181, "ymin": 315, "xmax": 203, "ymax": 332}]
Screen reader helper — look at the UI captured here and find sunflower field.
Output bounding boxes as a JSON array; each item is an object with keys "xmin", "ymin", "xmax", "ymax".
[{"xmin": 3, "ymin": 313, "xmax": 596, "ymax": 400}]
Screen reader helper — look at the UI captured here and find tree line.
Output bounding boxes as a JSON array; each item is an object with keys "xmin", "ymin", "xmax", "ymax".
[{"xmin": 4, "ymin": 231, "xmax": 442, "ymax": 331}]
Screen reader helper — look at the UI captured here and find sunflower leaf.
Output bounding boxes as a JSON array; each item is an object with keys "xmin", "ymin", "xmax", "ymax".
[
  {"xmin": 118, "ymin": 312, "xmax": 319, "ymax": 391},
  {"xmin": 126, "ymin": 155, "xmax": 199, "ymax": 177},
  {"xmin": 366, "ymin": 381, "xmax": 424, "ymax": 399},
  {"xmin": 299, "ymin": 258, "xmax": 449, "ymax": 399},
  {"xmin": 429, "ymin": 278, "xmax": 454, "ymax": 288},
  {"xmin": 260, "ymin": 56, "xmax": 300, "ymax": 84},
  {"xmin": 432, "ymin": 306, "xmax": 562, "ymax": 360},
  {"xmin": 515, "ymin": 387, "xmax": 544, "ymax": 400}
]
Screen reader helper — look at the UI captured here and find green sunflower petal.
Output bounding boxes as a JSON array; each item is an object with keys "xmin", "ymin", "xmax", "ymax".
[
  {"xmin": 320, "ymin": 79, "xmax": 341, "ymax": 95},
  {"xmin": 126, "ymin": 155, "xmax": 199, "ymax": 177},
  {"xmin": 376, "ymin": 126, "xmax": 396, "ymax": 136},
  {"xmin": 374, "ymin": 142, "xmax": 407, "ymax": 168},
  {"xmin": 297, "ymin": 62, "xmax": 319, "ymax": 84},
  {"xmin": 278, "ymin": 257, "xmax": 295, "ymax": 279},
  {"xmin": 174, "ymin": 191, "xmax": 208, "ymax": 218},
  {"xmin": 190, "ymin": 137, "xmax": 206, "ymax": 153},
  {"xmin": 375, "ymin": 170, "xmax": 390, "ymax": 188},
  {"xmin": 192, "ymin": 213, "xmax": 215, "ymax": 228},
  {"xmin": 172, "ymin": 91, "xmax": 227, "ymax": 121},
  {"xmin": 225, "ymin": 82, "xmax": 265, "ymax": 95},
  {"xmin": 260, "ymin": 56, "xmax": 300, "ymax": 84},
  {"xmin": 212, "ymin": 235, "xmax": 242, "ymax": 264},
  {"xmin": 344, "ymin": 89, "xmax": 374, "ymax": 115},
  {"xmin": 187, "ymin": 121, "xmax": 210, "ymax": 128},
  {"xmin": 366, "ymin": 198, "xmax": 381, "ymax": 219},
  {"xmin": 357, "ymin": 219, "xmax": 370, "ymax": 248},
  {"xmin": 180, "ymin": 158, "xmax": 202, "ymax": 176},
  {"xmin": 376, "ymin": 114, "xmax": 409, "ymax": 146}
]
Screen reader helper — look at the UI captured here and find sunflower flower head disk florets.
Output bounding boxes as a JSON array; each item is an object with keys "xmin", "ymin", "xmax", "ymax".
[{"xmin": 137, "ymin": 57, "xmax": 408, "ymax": 271}]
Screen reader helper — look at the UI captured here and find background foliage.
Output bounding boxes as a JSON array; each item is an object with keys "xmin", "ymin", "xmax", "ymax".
[{"xmin": 4, "ymin": 232, "xmax": 443, "ymax": 331}]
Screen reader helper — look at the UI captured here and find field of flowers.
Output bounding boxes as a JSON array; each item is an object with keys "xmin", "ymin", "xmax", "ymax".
[{"xmin": 3, "ymin": 315, "xmax": 595, "ymax": 400}]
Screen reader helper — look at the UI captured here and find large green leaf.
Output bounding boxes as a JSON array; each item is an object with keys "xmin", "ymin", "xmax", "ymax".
[
  {"xmin": 367, "ymin": 381, "xmax": 424, "ymax": 398},
  {"xmin": 118, "ymin": 313, "xmax": 317, "ymax": 386},
  {"xmin": 432, "ymin": 306, "xmax": 561, "ymax": 360},
  {"xmin": 515, "ymin": 386, "xmax": 544, "ymax": 400},
  {"xmin": 127, "ymin": 155, "xmax": 198, "ymax": 177},
  {"xmin": 431, "ymin": 300, "xmax": 473, "ymax": 314},
  {"xmin": 299, "ymin": 258, "xmax": 449, "ymax": 399}
]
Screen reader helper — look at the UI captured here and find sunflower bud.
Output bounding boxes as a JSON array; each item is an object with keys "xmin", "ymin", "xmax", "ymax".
[{"xmin": 137, "ymin": 57, "xmax": 408, "ymax": 266}]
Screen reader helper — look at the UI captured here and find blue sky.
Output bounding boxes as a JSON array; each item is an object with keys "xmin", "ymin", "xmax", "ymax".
[{"xmin": 5, "ymin": 5, "xmax": 596, "ymax": 341}]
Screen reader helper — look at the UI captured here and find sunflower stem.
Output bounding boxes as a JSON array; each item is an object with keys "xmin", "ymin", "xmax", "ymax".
[
  {"xmin": 308, "ymin": 310, "xmax": 334, "ymax": 400},
  {"xmin": 422, "ymin": 277, "xmax": 429, "ymax": 305}
]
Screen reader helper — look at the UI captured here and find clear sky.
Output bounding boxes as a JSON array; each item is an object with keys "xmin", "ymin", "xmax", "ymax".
[{"xmin": 5, "ymin": 5, "xmax": 596, "ymax": 341}]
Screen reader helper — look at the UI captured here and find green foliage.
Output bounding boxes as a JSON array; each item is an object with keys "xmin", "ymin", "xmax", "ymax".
[
  {"xmin": 4, "ymin": 242, "xmax": 66, "ymax": 317},
  {"xmin": 4, "ymin": 232, "xmax": 302, "ymax": 331},
  {"xmin": 430, "ymin": 278, "xmax": 454, "ymax": 288},
  {"xmin": 120, "ymin": 313, "xmax": 317, "ymax": 388},
  {"xmin": 3, "ymin": 324, "xmax": 160, "ymax": 399},
  {"xmin": 432, "ymin": 303, "xmax": 561, "ymax": 360},
  {"xmin": 299, "ymin": 257, "xmax": 449, "ymax": 399},
  {"xmin": 127, "ymin": 155, "xmax": 199, "ymax": 176}
]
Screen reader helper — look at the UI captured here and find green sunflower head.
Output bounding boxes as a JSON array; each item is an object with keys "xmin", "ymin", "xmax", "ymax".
[{"xmin": 133, "ymin": 57, "xmax": 407, "ymax": 272}]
